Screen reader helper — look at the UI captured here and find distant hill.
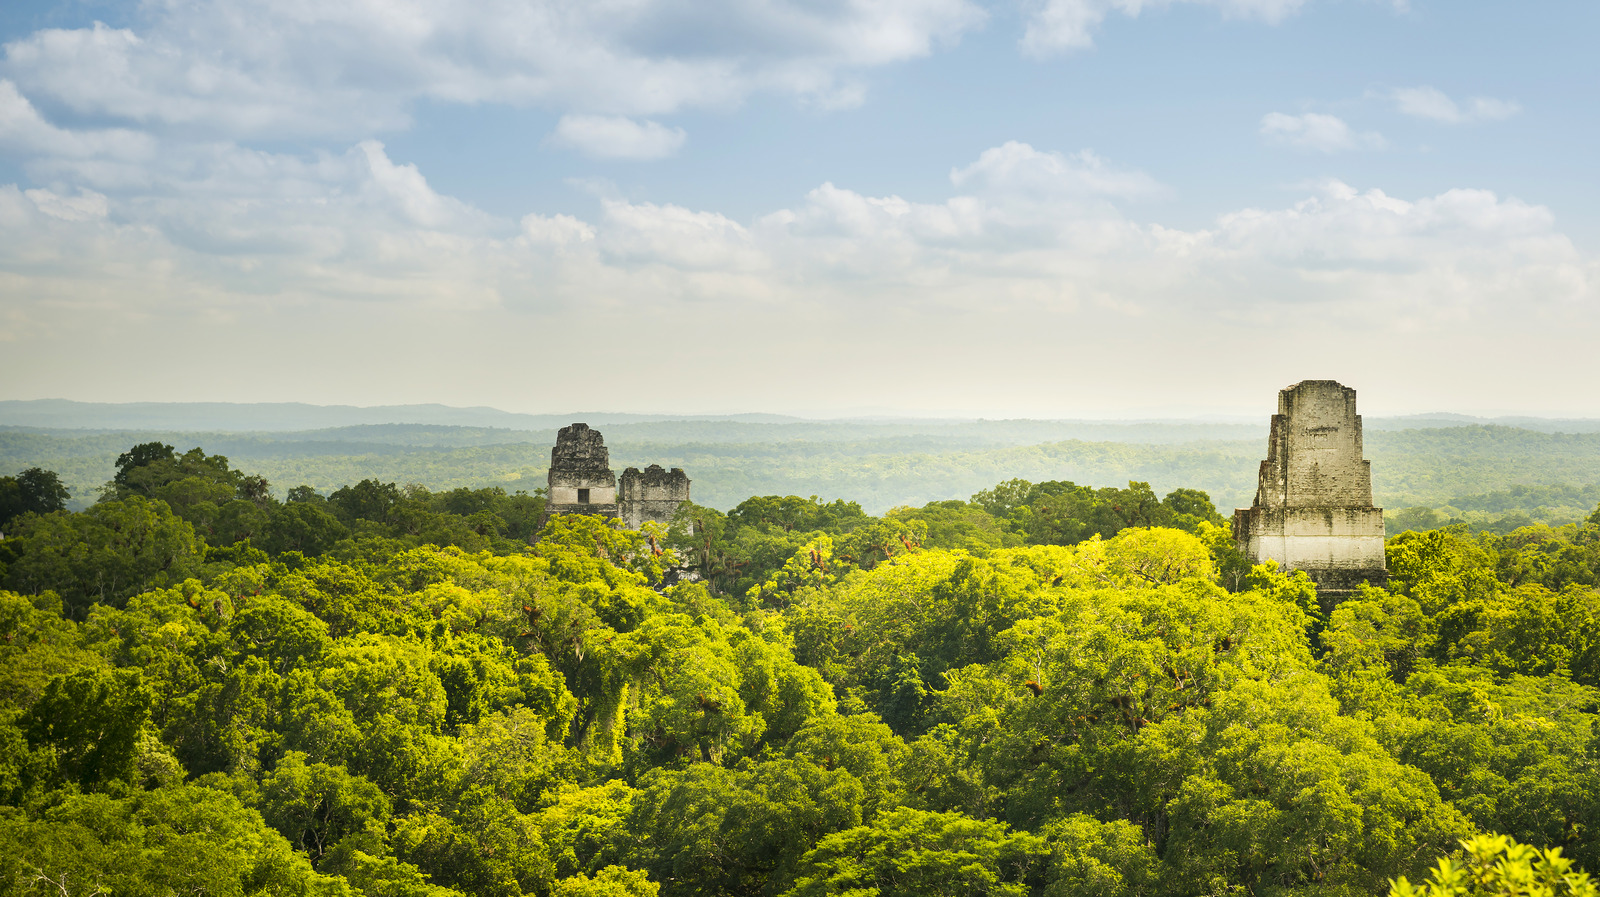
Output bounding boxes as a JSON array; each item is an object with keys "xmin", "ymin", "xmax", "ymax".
[
  {"xmin": 5, "ymin": 398, "xmax": 1600, "ymax": 435},
  {"xmin": 0, "ymin": 400, "xmax": 803, "ymax": 432},
  {"xmin": 1363, "ymin": 413, "xmax": 1600, "ymax": 434}
]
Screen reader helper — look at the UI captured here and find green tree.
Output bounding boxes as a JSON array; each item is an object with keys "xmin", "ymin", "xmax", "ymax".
[
  {"xmin": 454, "ymin": 706, "xmax": 583, "ymax": 815},
  {"xmin": 626, "ymin": 759, "xmax": 865, "ymax": 896},
  {"xmin": 393, "ymin": 801, "xmax": 548, "ymax": 897},
  {"xmin": 1353, "ymin": 666, "xmax": 1600, "ymax": 869},
  {"xmin": 0, "ymin": 468, "xmax": 71, "ymax": 533},
  {"xmin": 280, "ymin": 634, "xmax": 451, "ymax": 797},
  {"xmin": 1039, "ymin": 813, "xmax": 1160, "ymax": 897},
  {"xmin": 0, "ymin": 590, "xmax": 100, "ymax": 716},
  {"xmin": 625, "ymin": 614, "xmax": 766, "ymax": 765},
  {"xmin": 260, "ymin": 751, "xmax": 391, "ymax": 866},
  {"xmin": 537, "ymin": 781, "xmax": 639, "ymax": 880},
  {"xmin": 782, "ymin": 807, "xmax": 1048, "ymax": 897},
  {"xmin": 553, "ymin": 866, "xmax": 660, "ymax": 897},
  {"xmin": 784, "ymin": 712, "xmax": 908, "ymax": 816},
  {"xmin": 20, "ymin": 668, "xmax": 152, "ymax": 790},
  {"xmin": 1392, "ymin": 833, "xmax": 1596, "ymax": 897},
  {"xmin": 933, "ymin": 561, "xmax": 1472, "ymax": 889},
  {"xmin": 1160, "ymin": 487, "xmax": 1226, "ymax": 529},
  {"xmin": 330, "ymin": 850, "xmax": 462, "ymax": 897},
  {"xmin": 887, "ymin": 500, "xmax": 1019, "ymax": 554},
  {"xmin": 329, "ymin": 479, "xmax": 404, "ymax": 525},
  {"xmin": 167, "ymin": 656, "xmax": 284, "ymax": 778},
  {"xmin": 1386, "ymin": 528, "xmax": 1501, "ymax": 615},
  {"xmin": 112, "ymin": 441, "xmax": 177, "ymax": 488},
  {"xmin": 2, "ymin": 496, "xmax": 206, "ymax": 613},
  {"xmin": 0, "ymin": 781, "xmax": 345, "ymax": 897},
  {"xmin": 103, "ymin": 446, "xmax": 263, "ymax": 537},
  {"xmin": 276, "ymin": 558, "xmax": 402, "ymax": 638},
  {"xmin": 229, "ymin": 595, "xmax": 334, "ymax": 675}
]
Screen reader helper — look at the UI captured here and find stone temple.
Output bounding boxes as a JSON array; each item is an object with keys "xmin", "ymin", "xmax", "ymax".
[
  {"xmin": 618, "ymin": 464, "xmax": 693, "ymax": 530},
  {"xmin": 543, "ymin": 423, "xmax": 690, "ymax": 529},
  {"xmin": 1233, "ymin": 380, "xmax": 1388, "ymax": 598},
  {"xmin": 544, "ymin": 423, "xmax": 620, "ymax": 520}
]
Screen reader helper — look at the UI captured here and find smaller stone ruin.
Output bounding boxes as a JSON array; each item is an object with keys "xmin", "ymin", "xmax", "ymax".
[
  {"xmin": 544, "ymin": 423, "xmax": 619, "ymax": 521},
  {"xmin": 542, "ymin": 423, "xmax": 691, "ymax": 530},
  {"xmin": 1233, "ymin": 380, "xmax": 1388, "ymax": 600},
  {"xmin": 619, "ymin": 464, "xmax": 691, "ymax": 530}
]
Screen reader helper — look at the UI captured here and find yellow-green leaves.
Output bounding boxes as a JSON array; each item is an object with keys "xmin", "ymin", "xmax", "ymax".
[
  {"xmin": 782, "ymin": 807, "xmax": 1048, "ymax": 897},
  {"xmin": 553, "ymin": 865, "xmax": 660, "ymax": 897},
  {"xmin": 1393, "ymin": 834, "xmax": 1598, "ymax": 897}
]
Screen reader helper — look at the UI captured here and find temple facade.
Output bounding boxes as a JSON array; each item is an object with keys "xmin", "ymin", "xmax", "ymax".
[
  {"xmin": 542, "ymin": 423, "xmax": 690, "ymax": 529},
  {"xmin": 1232, "ymin": 380, "xmax": 1388, "ymax": 598},
  {"xmin": 543, "ymin": 423, "xmax": 620, "ymax": 520}
]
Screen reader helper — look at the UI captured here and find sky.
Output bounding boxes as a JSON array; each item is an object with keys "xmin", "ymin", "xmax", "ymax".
[{"xmin": 0, "ymin": 0, "xmax": 1596, "ymax": 419}]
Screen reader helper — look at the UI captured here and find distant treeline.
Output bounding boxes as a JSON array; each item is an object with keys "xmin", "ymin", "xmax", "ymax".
[{"xmin": 6, "ymin": 423, "xmax": 1600, "ymax": 527}]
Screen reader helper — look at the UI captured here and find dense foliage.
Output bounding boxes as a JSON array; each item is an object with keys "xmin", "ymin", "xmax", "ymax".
[
  {"xmin": 0, "ymin": 446, "xmax": 1596, "ymax": 897},
  {"xmin": 0, "ymin": 468, "xmax": 69, "ymax": 534}
]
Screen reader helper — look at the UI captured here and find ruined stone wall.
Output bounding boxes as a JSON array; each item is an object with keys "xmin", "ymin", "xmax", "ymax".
[
  {"xmin": 1234, "ymin": 380, "xmax": 1387, "ymax": 596},
  {"xmin": 619, "ymin": 464, "xmax": 690, "ymax": 530}
]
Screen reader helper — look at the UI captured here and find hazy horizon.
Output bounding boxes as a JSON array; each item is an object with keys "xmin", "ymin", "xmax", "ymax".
[{"xmin": 8, "ymin": 396, "xmax": 1600, "ymax": 431}]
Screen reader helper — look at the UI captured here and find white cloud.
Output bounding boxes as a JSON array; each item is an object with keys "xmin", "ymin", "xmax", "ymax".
[
  {"xmin": 1021, "ymin": 0, "xmax": 1310, "ymax": 56},
  {"xmin": 550, "ymin": 115, "xmax": 687, "ymax": 160},
  {"xmin": 357, "ymin": 141, "xmax": 486, "ymax": 230},
  {"xmin": 0, "ymin": 79, "xmax": 157, "ymax": 161},
  {"xmin": 1391, "ymin": 86, "xmax": 1520, "ymax": 124},
  {"xmin": 1212, "ymin": 180, "xmax": 1561, "ymax": 262},
  {"xmin": 949, "ymin": 141, "xmax": 1166, "ymax": 200},
  {"xmin": 2, "ymin": 22, "xmax": 413, "ymax": 140},
  {"xmin": 1197, "ymin": 180, "xmax": 1586, "ymax": 327},
  {"xmin": 25, "ymin": 187, "xmax": 108, "ymax": 221},
  {"xmin": 1, "ymin": 139, "xmax": 1594, "ymax": 416},
  {"xmin": 0, "ymin": 136, "xmax": 513, "ymax": 319},
  {"xmin": 1260, "ymin": 112, "xmax": 1385, "ymax": 153},
  {"xmin": 521, "ymin": 213, "xmax": 595, "ymax": 247},
  {"xmin": 1, "ymin": 138, "xmax": 1584, "ymax": 324},
  {"xmin": 1, "ymin": 1, "xmax": 986, "ymax": 142},
  {"xmin": 598, "ymin": 199, "xmax": 763, "ymax": 271}
]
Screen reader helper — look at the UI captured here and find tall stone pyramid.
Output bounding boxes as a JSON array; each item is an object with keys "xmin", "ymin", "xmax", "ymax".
[{"xmin": 1233, "ymin": 380, "xmax": 1388, "ymax": 598}]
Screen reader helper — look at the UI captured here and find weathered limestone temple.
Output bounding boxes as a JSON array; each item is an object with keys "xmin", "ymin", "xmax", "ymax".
[
  {"xmin": 544, "ymin": 423, "xmax": 620, "ymax": 520},
  {"xmin": 543, "ymin": 423, "xmax": 690, "ymax": 529},
  {"xmin": 619, "ymin": 464, "xmax": 692, "ymax": 530},
  {"xmin": 1233, "ymin": 380, "xmax": 1388, "ymax": 598}
]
